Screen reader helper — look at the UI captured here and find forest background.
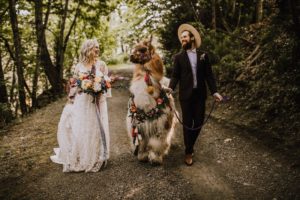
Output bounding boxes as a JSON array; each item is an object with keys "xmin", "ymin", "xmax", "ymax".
[{"xmin": 0, "ymin": 0, "xmax": 299, "ymax": 152}]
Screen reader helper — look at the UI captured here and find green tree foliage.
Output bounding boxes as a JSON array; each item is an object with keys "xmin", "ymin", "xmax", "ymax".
[
  {"xmin": 125, "ymin": 0, "xmax": 300, "ymax": 146},
  {"xmin": 0, "ymin": 0, "xmax": 299, "ymax": 147},
  {"xmin": 0, "ymin": 0, "xmax": 119, "ymax": 125}
]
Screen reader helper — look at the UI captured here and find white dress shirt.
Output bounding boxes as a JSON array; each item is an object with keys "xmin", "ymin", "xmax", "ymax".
[
  {"xmin": 185, "ymin": 49, "xmax": 222, "ymax": 100},
  {"xmin": 186, "ymin": 48, "xmax": 197, "ymax": 88}
]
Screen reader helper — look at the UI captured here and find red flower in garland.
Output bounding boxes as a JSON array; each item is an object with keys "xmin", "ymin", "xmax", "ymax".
[
  {"xmin": 156, "ymin": 98, "xmax": 163, "ymax": 105},
  {"xmin": 144, "ymin": 74, "xmax": 149, "ymax": 82},
  {"xmin": 83, "ymin": 75, "xmax": 89, "ymax": 80}
]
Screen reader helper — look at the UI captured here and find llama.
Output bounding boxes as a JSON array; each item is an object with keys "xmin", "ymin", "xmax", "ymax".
[{"xmin": 126, "ymin": 41, "xmax": 177, "ymax": 165}]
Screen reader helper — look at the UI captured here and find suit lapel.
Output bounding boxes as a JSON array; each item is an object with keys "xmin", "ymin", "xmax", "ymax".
[{"xmin": 181, "ymin": 51, "xmax": 193, "ymax": 73}]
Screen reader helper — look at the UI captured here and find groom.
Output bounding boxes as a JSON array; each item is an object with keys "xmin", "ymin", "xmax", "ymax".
[{"xmin": 169, "ymin": 24, "xmax": 223, "ymax": 166}]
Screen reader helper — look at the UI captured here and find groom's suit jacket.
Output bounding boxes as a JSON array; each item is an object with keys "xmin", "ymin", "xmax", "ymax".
[{"xmin": 169, "ymin": 49, "xmax": 217, "ymax": 101}]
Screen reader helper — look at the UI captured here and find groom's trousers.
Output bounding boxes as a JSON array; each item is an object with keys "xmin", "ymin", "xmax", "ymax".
[{"xmin": 180, "ymin": 89, "xmax": 206, "ymax": 155}]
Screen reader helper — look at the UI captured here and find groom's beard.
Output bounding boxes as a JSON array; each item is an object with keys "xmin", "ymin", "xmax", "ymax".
[{"xmin": 182, "ymin": 41, "xmax": 192, "ymax": 50}]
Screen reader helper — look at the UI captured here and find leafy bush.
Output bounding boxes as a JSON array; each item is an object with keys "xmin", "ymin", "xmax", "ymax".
[
  {"xmin": 104, "ymin": 53, "xmax": 130, "ymax": 65},
  {"xmin": 106, "ymin": 58, "xmax": 119, "ymax": 65}
]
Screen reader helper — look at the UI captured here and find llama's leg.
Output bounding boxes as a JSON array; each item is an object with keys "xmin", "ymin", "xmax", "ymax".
[
  {"xmin": 148, "ymin": 137, "xmax": 163, "ymax": 165},
  {"xmin": 163, "ymin": 127, "xmax": 175, "ymax": 156},
  {"xmin": 163, "ymin": 114, "xmax": 176, "ymax": 156},
  {"xmin": 137, "ymin": 138, "xmax": 148, "ymax": 162}
]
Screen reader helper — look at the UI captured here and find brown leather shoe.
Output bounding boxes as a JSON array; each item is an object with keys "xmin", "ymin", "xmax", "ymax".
[{"xmin": 184, "ymin": 154, "xmax": 193, "ymax": 166}]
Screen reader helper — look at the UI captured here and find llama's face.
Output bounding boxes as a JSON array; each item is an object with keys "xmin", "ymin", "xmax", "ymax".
[{"xmin": 130, "ymin": 44, "xmax": 152, "ymax": 64}]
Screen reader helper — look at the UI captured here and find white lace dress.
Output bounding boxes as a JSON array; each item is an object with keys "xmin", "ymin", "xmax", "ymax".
[{"xmin": 50, "ymin": 60, "xmax": 111, "ymax": 172}]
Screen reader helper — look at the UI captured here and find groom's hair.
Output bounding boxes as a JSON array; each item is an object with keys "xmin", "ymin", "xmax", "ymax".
[{"xmin": 188, "ymin": 31, "xmax": 195, "ymax": 41}]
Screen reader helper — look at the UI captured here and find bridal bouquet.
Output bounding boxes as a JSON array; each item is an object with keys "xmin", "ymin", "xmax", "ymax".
[{"xmin": 70, "ymin": 71, "xmax": 111, "ymax": 97}]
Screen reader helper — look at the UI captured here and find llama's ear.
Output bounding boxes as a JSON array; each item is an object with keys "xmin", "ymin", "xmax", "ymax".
[{"xmin": 149, "ymin": 35, "xmax": 153, "ymax": 45}]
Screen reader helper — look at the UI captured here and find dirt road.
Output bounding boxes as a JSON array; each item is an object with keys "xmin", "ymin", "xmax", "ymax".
[{"xmin": 0, "ymin": 67, "xmax": 299, "ymax": 199}]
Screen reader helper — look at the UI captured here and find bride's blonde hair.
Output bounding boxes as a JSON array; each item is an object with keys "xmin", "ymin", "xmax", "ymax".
[{"xmin": 79, "ymin": 39, "xmax": 99, "ymax": 64}]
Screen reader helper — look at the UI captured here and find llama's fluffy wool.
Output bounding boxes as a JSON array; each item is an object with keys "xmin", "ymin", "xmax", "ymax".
[{"xmin": 127, "ymin": 73, "xmax": 177, "ymax": 164}]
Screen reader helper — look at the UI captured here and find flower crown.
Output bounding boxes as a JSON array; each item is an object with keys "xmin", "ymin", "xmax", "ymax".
[{"xmin": 130, "ymin": 44, "xmax": 152, "ymax": 64}]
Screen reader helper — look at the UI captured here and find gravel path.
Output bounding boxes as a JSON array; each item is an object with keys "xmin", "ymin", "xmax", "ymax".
[{"xmin": 0, "ymin": 67, "xmax": 299, "ymax": 200}]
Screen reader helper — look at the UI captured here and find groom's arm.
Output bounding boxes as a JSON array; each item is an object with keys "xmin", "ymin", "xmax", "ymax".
[{"xmin": 204, "ymin": 53, "xmax": 217, "ymax": 95}]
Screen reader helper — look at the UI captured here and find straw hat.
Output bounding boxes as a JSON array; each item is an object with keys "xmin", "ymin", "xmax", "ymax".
[{"xmin": 178, "ymin": 24, "xmax": 201, "ymax": 48}]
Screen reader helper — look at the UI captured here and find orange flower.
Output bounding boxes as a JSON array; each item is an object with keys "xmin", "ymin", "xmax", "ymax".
[
  {"xmin": 106, "ymin": 81, "xmax": 111, "ymax": 88},
  {"xmin": 85, "ymin": 82, "xmax": 93, "ymax": 88},
  {"xmin": 147, "ymin": 86, "xmax": 154, "ymax": 94},
  {"xmin": 130, "ymin": 105, "xmax": 137, "ymax": 112},
  {"xmin": 79, "ymin": 74, "xmax": 85, "ymax": 80},
  {"xmin": 94, "ymin": 77, "xmax": 102, "ymax": 83}
]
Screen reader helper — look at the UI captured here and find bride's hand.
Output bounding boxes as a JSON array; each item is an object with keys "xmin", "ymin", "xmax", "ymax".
[
  {"xmin": 109, "ymin": 75, "xmax": 117, "ymax": 83},
  {"xmin": 162, "ymin": 86, "xmax": 173, "ymax": 94}
]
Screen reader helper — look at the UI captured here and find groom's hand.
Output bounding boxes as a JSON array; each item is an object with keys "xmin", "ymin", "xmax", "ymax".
[
  {"xmin": 213, "ymin": 92, "xmax": 223, "ymax": 102},
  {"xmin": 162, "ymin": 86, "xmax": 173, "ymax": 94}
]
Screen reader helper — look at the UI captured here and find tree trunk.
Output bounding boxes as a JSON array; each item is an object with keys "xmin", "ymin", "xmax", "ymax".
[
  {"xmin": 0, "ymin": 47, "xmax": 9, "ymax": 104},
  {"xmin": 236, "ymin": 4, "xmax": 241, "ymax": 28},
  {"xmin": 58, "ymin": 0, "xmax": 80, "ymax": 86},
  {"xmin": 8, "ymin": 0, "xmax": 27, "ymax": 115},
  {"xmin": 217, "ymin": 1, "xmax": 232, "ymax": 32},
  {"xmin": 290, "ymin": 0, "xmax": 300, "ymax": 36},
  {"xmin": 231, "ymin": 0, "xmax": 236, "ymax": 16},
  {"xmin": 45, "ymin": 75, "xmax": 49, "ymax": 91},
  {"xmin": 14, "ymin": 96, "xmax": 19, "ymax": 117},
  {"xmin": 34, "ymin": 0, "xmax": 61, "ymax": 95},
  {"xmin": 32, "ymin": 45, "xmax": 40, "ymax": 109},
  {"xmin": 256, "ymin": 0, "xmax": 264, "ymax": 23},
  {"xmin": 278, "ymin": 0, "xmax": 290, "ymax": 16},
  {"xmin": 10, "ymin": 65, "xmax": 16, "ymax": 103},
  {"xmin": 121, "ymin": 36, "xmax": 125, "ymax": 53},
  {"xmin": 0, "ymin": 47, "xmax": 13, "ymax": 125},
  {"xmin": 55, "ymin": 0, "xmax": 80, "ymax": 93},
  {"xmin": 211, "ymin": 0, "xmax": 217, "ymax": 30},
  {"xmin": 55, "ymin": 0, "xmax": 69, "ymax": 91}
]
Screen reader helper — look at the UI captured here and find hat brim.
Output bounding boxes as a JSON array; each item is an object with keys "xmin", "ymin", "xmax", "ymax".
[{"xmin": 178, "ymin": 24, "xmax": 201, "ymax": 48}]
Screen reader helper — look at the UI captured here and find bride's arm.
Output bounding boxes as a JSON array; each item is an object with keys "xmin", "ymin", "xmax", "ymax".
[
  {"xmin": 101, "ymin": 61, "xmax": 111, "ymax": 81},
  {"xmin": 99, "ymin": 61, "xmax": 112, "ymax": 97},
  {"xmin": 68, "ymin": 64, "xmax": 80, "ymax": 102}
]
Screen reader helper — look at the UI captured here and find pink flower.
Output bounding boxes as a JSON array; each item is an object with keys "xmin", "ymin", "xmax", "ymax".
[
  {"xmin": 69, "ymin": 78, "xmax": 77, "ymax": 85},
  {"xmin": 157, "ymin": 98, "xmax": 163, "ymax": 105}
]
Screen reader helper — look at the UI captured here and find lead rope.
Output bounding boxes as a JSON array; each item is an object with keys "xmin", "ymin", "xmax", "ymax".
[
  {"xmin": 172, "ymin": 96, "xmax": 229, "ymax": 131},
  {"xmin": 173, "ymin": 100, "xmax": 216, "ymax": 131}
]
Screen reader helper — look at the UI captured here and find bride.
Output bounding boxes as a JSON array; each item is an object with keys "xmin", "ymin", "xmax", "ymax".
[{"xmin": 50, "ymin": 39, "xmax": 111, "ymax": 172}]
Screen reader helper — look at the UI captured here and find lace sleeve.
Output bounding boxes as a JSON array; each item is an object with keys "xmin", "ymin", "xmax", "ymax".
[
  {"xmin": 98, "ymin": 60, "xmax": 112, "ymax": 98},
  {"xmin": 98, "ymin": 61, "xmax": 107, "ymax": 75},
  {"xmin": 68, "ymin": 64, "xmax": 80, "ymax": 101},
  {"xmin": 103, "ymin": 62, "xmax": 109, "ymax": 76},
  {"xmin": 72, "ymin": 64, "xmax": 80, "ymax": 79}
]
